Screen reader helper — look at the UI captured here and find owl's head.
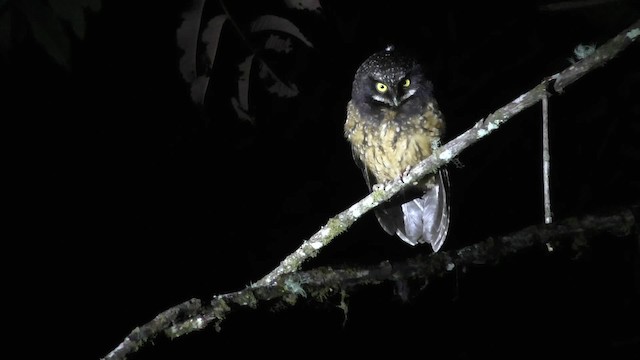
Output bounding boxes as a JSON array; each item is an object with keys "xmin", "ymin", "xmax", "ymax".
[{"xmin": 351, "ymin": 47, "xmax": 434, "ymax": 111}]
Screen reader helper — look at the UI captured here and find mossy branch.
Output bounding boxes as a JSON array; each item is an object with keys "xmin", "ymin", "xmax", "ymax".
[
  {"xmin": 554, "ymin": 18, "xmax": 640, "ymax": 92},
  {"xmin": 102, "ymin": 205, "xmax": 638, "ymax": 360}
]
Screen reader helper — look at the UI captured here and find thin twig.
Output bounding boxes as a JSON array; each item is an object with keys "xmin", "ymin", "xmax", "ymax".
[
  {"xmin": 554, "ymin": 18, "xmax": 640, "ymax": 92},
  {"xmin": 542, "ymin": 94, "xmax": 554, "ymax": 251},
  {"xmin": 542, "ymin": 94, "xmax": 552, "ymax": 225}
]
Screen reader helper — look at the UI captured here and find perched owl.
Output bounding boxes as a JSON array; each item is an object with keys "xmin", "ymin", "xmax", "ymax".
[{"xmin": 344, "ymin": 47, "xmax": 450, "ymax": 252}]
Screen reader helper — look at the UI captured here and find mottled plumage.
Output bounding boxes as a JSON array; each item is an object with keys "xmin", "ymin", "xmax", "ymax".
[{"xmin": 344, "ymin": 47, "xmax": 450, "ymax": 251}]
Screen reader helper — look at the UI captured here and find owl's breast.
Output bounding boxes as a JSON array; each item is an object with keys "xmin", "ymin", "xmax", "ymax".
[{"xmin": 345, "ymin": 101, "xmax": 444, "ymax": 183}]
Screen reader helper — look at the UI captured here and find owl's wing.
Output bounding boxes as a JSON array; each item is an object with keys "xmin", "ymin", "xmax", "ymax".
[
  {"xmin": 351, "ymin": 147, "xmax": 376, "ymax": 191},
  {"xmin": 351, "ymin": 145, "xmax": 451, "ymax": 252},
  {"xmin": 374, "ymin": 169, "xmax": 451, "ymax": 252}
]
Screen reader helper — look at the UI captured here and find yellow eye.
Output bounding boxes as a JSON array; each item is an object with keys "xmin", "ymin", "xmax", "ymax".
[
  {"xmin": 402, "ymin": 78, "xmax": 411, "ymax": 87},
  {"xmin": 375, "ymin": 82, "xmax": 388, "ymax": 93}
]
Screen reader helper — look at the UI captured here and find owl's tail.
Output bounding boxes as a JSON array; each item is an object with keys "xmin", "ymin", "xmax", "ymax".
[{"xmin": 374, "ymin": 169, "xmax": 450, "ymax": 252}]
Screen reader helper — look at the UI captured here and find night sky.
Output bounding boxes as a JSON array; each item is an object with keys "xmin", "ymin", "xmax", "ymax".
[{"xmin": 5, "ymin": 1, "xmax": 640, "ymax": 359}]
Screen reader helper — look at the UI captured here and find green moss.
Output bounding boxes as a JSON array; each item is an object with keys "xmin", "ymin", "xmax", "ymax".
[
  {"xmin": 326, "ymin": 217, "xmax": 347, "ymax": 237},
  {"xmin": 282, "ymin": 292, "xmax": 298, "ymax": 305},
  {"xmin": 311, "ymin": 286, "xmax": 334, "ymax": 302},
  {"xmin": 237, "ymin": 290, "xmax": 258, "ymax": 308},
  {"xmin": 337, "ymin": 290, "xmax": 349, "ymax": 326},
  {"xmin": 627, "ymin": 28, "xmax": 640, "ymax": 40},
  {"xmin": 167, "ymin": 316, "xmax": 207, "ymax": 338},
  {"xmin": 371, "ymin": 188, "xmax": 386, "ymax": 202},
  {"xmin": 211, "ymin": 298, "xmax": 231, "ymax": 323},
  {"xmin": 284, "ymin": 277, "xmax": 307, "ymax": 297},
  {"xmin": 208, "ymin": 298, "xmax": 232, "ymax": 333}
]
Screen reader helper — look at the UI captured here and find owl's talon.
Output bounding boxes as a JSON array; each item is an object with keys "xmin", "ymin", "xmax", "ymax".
[
  {"xmin": 401, "ymin": 166, "xmax": 412, "ymax": 183},
  {"xmin": 372, "ymin": 183, "xmax": 385, "ymax": 191}
]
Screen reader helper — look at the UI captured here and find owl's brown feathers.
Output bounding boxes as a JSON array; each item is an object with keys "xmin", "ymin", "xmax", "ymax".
[
  {"xmin": 345, "ymin": 100, "xmax": 444, "ymax": 183},
  {"xmin": 344, "ymin": 47, "xmax": 450, "ymax": 251}
]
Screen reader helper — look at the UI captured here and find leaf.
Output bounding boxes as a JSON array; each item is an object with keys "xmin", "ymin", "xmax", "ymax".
[
  {"xmin": 283, "ymin": 0, "xmax": 322, "ymax": 13},
  {"xmin": 201, "ymin": 14, "xmax": 228, "ymax": 70},
  {"xmin": 266, "ymin": 78, "xmax": 299, "ymax": 98},
  {"xmin": 15, "ymin": 0, "xmax": 71, "ymax": 69},
  {"xmin": 231, "ymin": 97, "xmax": 255, "ymax": 123},
  {"xmin": 231, "ymin": 54, "xmax": 256, "ymax": 123},
  {"xmin": 258, "ymin": 61, "xmax": 299, "ymax": 98},
  {"xmin": 190, "ymin": 75, "xmax": 210, "ymax": 105},
  {"xmin": 250, "ymin": 15, "xmax": 313, "ymax": 48},
  {"xmin": 177, "ymin": 0, "xmax": 206, "ymax": 84},
  {"xmin": 189, "ymin": 14, "xmax": 228, "ymax": 104},
  {"xmin": 264, "ymin": 34, "xmax": 292, "ymax": 53},
  {"xmin": 236, "ymin": 54, "xmax": 254, "ymax": 114}
]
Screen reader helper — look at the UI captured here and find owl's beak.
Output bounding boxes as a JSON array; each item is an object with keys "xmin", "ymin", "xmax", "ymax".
[{"xmin": 389, "ymin": 90, "xmax": 400, "ymax": 107}]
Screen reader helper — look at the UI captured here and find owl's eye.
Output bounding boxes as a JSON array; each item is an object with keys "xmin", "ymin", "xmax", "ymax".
[
  {"xmin": 375, "ymin": 82, "xmax": 388, "ymax": 93},
  {"xmin": 402, "ymin": 78, "xmax": 411, "ymax": 87}
]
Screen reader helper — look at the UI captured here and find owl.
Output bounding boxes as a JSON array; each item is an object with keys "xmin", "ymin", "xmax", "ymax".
[{"xmin": 344, "ymin": 47, "xmax": 450, "ymax": 252}]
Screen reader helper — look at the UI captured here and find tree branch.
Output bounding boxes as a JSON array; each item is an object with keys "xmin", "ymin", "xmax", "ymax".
[
  {"xmin": 554, "ymin": 18, "xmax": 640, "ymax": 92},
  {"xmin": 102, "ymin": 205, "xmax": 638, "ymax": 360}
]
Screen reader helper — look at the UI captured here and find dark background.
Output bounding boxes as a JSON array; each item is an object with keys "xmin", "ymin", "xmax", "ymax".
[{"xmin": 4, "ymin": 1, "xmax": 640, "ymax": 359}]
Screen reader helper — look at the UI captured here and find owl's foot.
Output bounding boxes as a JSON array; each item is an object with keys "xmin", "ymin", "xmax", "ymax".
[
  {"xmin": 401, "ymin": 166, "xmax": 415, "ymax": 184},
  {"xmin": 372, "ymin": 183, "xmax": 386, "ymax": 191}
]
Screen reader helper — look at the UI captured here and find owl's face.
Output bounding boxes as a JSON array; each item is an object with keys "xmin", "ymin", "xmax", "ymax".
[{"xmin": 351, "ymin": 49, "xmax": 434, "ymax": 113}]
